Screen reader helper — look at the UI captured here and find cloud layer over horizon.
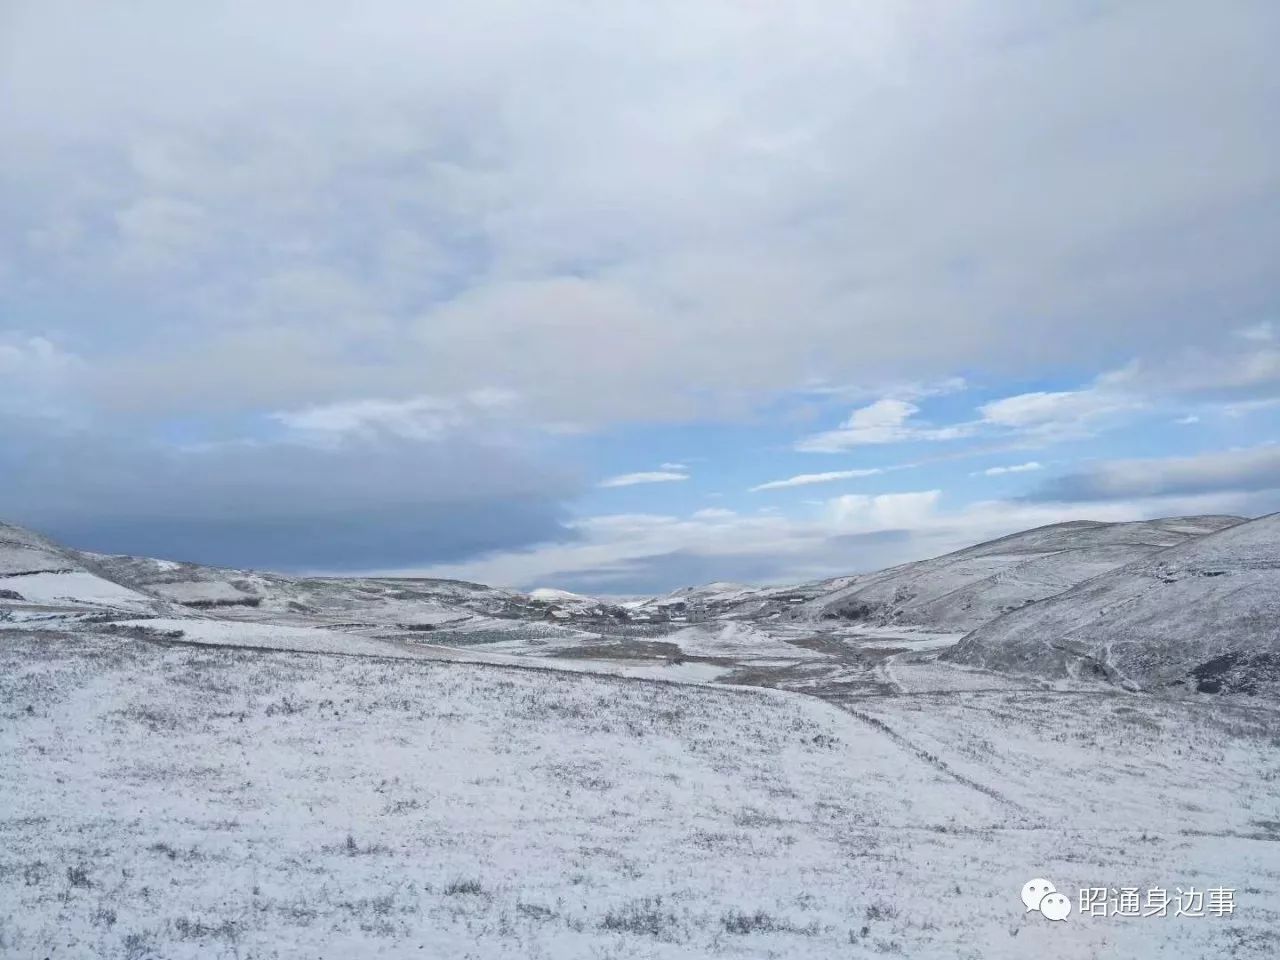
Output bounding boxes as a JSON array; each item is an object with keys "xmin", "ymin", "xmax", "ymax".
[{"xmin": 3, "ymin": 1, "xmax": 1278, "ymax": 591}]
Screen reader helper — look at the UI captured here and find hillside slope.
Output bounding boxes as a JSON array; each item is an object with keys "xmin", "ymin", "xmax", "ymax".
[
  {"xmin": 87, "ymin": 552, "xmax": 631, "ymax": 625},
  {"xmin": 790, "ymin": 516, "xmax": 1242, "ymax": 632},
  {"xmin": 944, "ymin": 513, "xmax": 1280, "ymax": 695},
  {"xmin": 0, "ymin": 522, "xmax": 157, "ymax": 611},
  {"xmin": 85, "ymin": 551, "xmax": 517, "ymax": 621}
]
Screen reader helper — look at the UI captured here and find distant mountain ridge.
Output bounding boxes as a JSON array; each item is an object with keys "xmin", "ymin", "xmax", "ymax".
[
  {"xmin": 0, "ymin": 520, "xmax": 628, "ymax": 625},
  {"xmin": 635, "ymin": 515, "xmax": 1244, "ymax": 632},
  {"xmin": 6, "ymin": 512, "xmax": 1278, "ymax": 697}
]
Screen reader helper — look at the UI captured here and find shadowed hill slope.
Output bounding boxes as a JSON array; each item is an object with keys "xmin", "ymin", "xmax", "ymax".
[
  {"xmin": 944, "ymin": 513, "xmax": 1280, "ymax": 695},
  {"xmin": 788, "ymin": 515, "xmax": 1242, "ymax": 633}
]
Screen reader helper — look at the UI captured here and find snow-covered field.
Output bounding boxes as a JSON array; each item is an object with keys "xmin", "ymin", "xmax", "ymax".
[
  {"xmin": 0, "ymin": 570, "xmax": 155, "ymax": 610},
  {"xmin": 3, "ymin": 627, "xmax": 1279, "ymax": 959}
]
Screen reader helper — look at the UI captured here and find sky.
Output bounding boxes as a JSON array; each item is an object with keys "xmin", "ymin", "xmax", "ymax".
[{"xmin": 2, "ymin": 0, "xmax": 1279, "ymax": 595}]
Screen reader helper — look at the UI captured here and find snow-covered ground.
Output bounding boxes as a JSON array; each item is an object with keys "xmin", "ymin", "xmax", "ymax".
[
  {"xmin": 4, "ymin": 515, "xmax": 1280, "ymax": 958},
  {"xmin": 665, "ymin": 621, "xmax": 827, "ymax": 660},
  {"xmin": 0, "ymin": 570, "xmax": 156, "ymax": 612},
  {"xmin": 87, "ymin": 617, "xmax": 731, "ymax": 686},
  {"xmin": 2, "ymin": 628, "xmax": 1278, "ymax": 959},
  {"xmin": 106, "ymin": 616, "xmax": 522, "ymax": 663}
]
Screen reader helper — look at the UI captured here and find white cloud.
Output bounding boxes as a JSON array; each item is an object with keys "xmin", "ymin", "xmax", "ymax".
[
  {"xmin": 839, "ymin": 398, "xmax": 916, "ymax": 432},
  {"xmin": 112, "ymin": 196, "xmax": 208, "ymax": 271},
  {"xmin": 6, "ymin": 2, "xmax": 1275, "ymax": 424},
  {"xmin": 799, "ymin": 345, "xmax": 1280, "ymax": 455},
  {"xmin": 1102, "ymin": 347, "xmax": 1280, "ymax": 398},
  {"xmin": 691, "ymin": 508, "xmax": 736, "ymax": 521},
  {"xmin": 0, "ymin": 334, "xmax": 81, "ymax": 382},
  {"xmin": 1221, "ymin": 397, "xmax": 1280, "ymax": 418},
  {"xmin": 750, "ymin": 468, "xmax": 884, "ymax": 492},
  {"xmin": 975, "ymin": 461, "xmax": 1043, "ymax": 477},
  {"xmin": 0, "ymin": 333, "xmax": 86, "ymax": 421},
  {"xmin": 1236, "ymin": 321, "xmax": 1274, "ymax": 342},
  {"xmin": 599, "ymin": 471, "xmax": 689, "ymax": 489},
  {"xmin": 660, "ymin": 462, "xmax": 687, "ymax": 471},
  {"xmin": 796, "ymin": 399, "xmax": 972, "ymax": 452},
  {"xmin": 978, "ymin": 389, "xmax": 1141, "ymax": 434},
  {"xmin": 397, "ymin": 487, "xmax": 1262, "ymax": 591},
  {"xmin": 972, "ymin": 344, "xmax": 1280, "ymax": 443},
  {"xmin": 799, "ymin": 376, "xmax": 967, "ymax": 403},
  {"xmin": 828, "ymin": 490, "xmax": 941, "ymax": 531},
  {"xmin": 271, "ymin": 390, "xmax": 517, "ymax": 442}
]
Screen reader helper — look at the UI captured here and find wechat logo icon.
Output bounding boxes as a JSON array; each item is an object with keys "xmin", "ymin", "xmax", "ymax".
[{"xmin": 1022, "ymin": 878, "xmax": 1072, "ymax": 921}]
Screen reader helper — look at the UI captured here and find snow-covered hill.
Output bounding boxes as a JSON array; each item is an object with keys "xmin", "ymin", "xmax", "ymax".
[
  {"xmin": 77, "ymin": 551, "xmax": 626, "ymax": 627},
  {"xmin": 0, "ymin": 522, "xmax": 157, "ymax": 612},
  {"xmin": 788, "ymin": 516, "xmax": 1242, "ymax": 632},
  {"xmin": 5, "ymin": 513, "xmax": 1277, "ymax": 702},
  {"xmin": 87, "ymin": 551, "xmax": 525, "ymax": 615},
  {"xmin": 632, "ymin": 581, "xmax": 763, "ymax": 617},
  {"xmin": 526, "ymin": 586, "xmax": 628, "ymax": 619},
  {"xmin": 945, "ymin": 513, "xmax": 1280, "ymax": 695}
]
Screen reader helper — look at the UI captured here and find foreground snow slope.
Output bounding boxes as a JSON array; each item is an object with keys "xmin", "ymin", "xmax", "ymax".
[
  {"xmin": 946, "ymin": 512, "xmax": 1280, "ymax": 695},
  {"xmin": 2, "ymin": 629, "xmax": 1278, "ymax": 959}
]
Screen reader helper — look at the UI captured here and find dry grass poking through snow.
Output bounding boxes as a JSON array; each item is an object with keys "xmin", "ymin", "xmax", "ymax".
[{"xmin": 2, "ymin": 629, "xmax": 1279, "ymax": 958}]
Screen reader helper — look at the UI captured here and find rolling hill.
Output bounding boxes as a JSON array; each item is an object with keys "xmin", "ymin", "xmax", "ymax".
[
  {"xmin": 0, "ymin": 521, "xmax": 158, "ymax": 612},
  {"xmin": 786, "ymin": 515, "xmax": 1243, "ymax": 632},
  {"xmin": 944, "ymin": 512, "xmax": 1280, "ymax": 695}
]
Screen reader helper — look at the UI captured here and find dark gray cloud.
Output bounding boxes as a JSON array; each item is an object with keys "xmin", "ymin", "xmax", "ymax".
[
  {"xmin": 541, "ymin": 530, "xmax": 916, "ymax": 596},
  {"xmin": 1029, "ymin": 445, "xmax": 1280, "ymax": 503},
  {"xmin": 0, "ymin": 421, "xmax": 579, "ymax": 570},
  {"xmin": 36, "ymin": 502, "xmax": 570, "ymax": 572}
]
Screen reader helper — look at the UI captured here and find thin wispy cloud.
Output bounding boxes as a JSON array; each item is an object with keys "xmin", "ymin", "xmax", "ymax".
[
  {"xmin": 975, "ymin": 462, "xmax": 1043, "ymax": 477},
  {"xmin": 1237, "ymin": 322, "xmax": 1274, "ymax": 342},
  {"xmin": 750, "ymin": 468, "xmax": 884, "ymax": 492},
  {"xmin": 797, "ymin": 377, "xmax": 967, "ymax": 403},
  {"xmin": 977, "ymin": 389, "xmax": 1143, "ymax": 439},
  {"xmin": 599, "ymin": 471, "xmax": 690, "ymax": 489},
  {"xmin": 796, "ymin": 399, "xmax": 974, "ymax": 453}
]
